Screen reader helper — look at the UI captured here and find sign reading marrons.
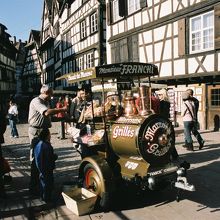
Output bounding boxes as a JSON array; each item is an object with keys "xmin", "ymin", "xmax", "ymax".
[{"xmin": 96, "ymin": 62, "xmax": 158, "ymax": 78}]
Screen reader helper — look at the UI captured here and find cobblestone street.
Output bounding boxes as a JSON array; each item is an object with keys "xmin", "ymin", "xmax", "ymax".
[{"xmin": 1, "ymin": 122, "xmax": 220, "ymax": 220}]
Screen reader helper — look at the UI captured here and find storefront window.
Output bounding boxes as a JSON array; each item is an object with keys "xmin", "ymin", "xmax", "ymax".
[{"xmin": 211, "ymin": 89, "xmax": 220, "ymax": 106}]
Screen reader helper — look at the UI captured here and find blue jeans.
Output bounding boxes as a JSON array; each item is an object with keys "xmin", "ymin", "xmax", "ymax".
[
  {"xmin": 9, "ymin": 119, "xmax": 18, "ymax": 137},
  {"xmin": 183, "ymin": 121, "xmax": 194, "ymax": 144},
  {"xmin": 192, "ymin": 122, "xmax": 204, "ymax": 145}
]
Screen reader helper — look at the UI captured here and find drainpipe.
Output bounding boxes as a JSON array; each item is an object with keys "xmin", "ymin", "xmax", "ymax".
[
  {"xmin": 98, "ymin": 1, "xmax": 105, "ymax": 66},
  {"xmin": 205, "ymin": 83, "xmax": 208, "ymax": 130}
]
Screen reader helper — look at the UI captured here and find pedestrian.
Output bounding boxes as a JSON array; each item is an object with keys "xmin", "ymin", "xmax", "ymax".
[
  {"xmin": 8, "ymin": 100, "xmax": 19, "ymax": 138},
  {"xmin": 181, "ymin": 91, "xmax": 204, "ymax": 151},
  {"xmin": 186, "ymin": 89, "xmax": 205, "ymax": 149},
  {"xmin": 70, "ymin": 89, "xmax": 90, "ymax": 132},
  {"xmin": 56, "ymin": 96, "xmax": 65, "ymax": 139},
  {"xmin": 0, "ymin": 109, "xmax": 7, "ymax": 198},
  {"xmin": 34, "ymin": 128, "xmax": 57, "ymax": 203},
  {"xmin": 28, "ymin": 84, "xmax": 67, "ymax": 195},
  {"xmin": 64, "ymin": 95, "xmax": 71, "ymax": 133},
  {"xmin": 156, "ymin": 88, "xmax": 170, "ymax": 118}
]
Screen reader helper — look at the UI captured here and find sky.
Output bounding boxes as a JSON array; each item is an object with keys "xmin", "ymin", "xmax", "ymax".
[{"xmin": 0, "ymin": 0, "xmax": 43, "ymax": 42}]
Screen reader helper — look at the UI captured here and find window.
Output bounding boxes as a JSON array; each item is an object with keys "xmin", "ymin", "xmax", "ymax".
[
  {"xmin": 112, "ymin": 0, "xmax": 121, "ymax": 22},
  {"xmin": 77, "ymin": 56, "xmax": 84, "ymax": 70},
  {"xmin": 54, "ymin": 46, "xmax": 60, "ymax": 62},
  {"xmin": 90, "ymin": 12, "xmax": 98, "ymax": 34},
  {"xmin": 128, "ymin": 0, "xmax": 140, "ymax": 15},
  {"xmin": 80, "ymin": 20, "xmax": 86, "ymax": 39},
  {"xmin": 190, "ymin": 11, "xmax": 214, "ymax": 53},
  {"xmin": 211, "ymin": 89, "xmax": 220, "ymax": 106},
  {"xmin": 44, "ymin": 27, "xmax": 50, "ymax": 40},
  {"xmin": 86, "ymin": 52, "xmax": 94, "ymax": 68}
]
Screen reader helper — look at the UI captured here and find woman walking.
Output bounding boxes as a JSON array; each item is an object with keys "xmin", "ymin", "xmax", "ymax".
[{"xmin": 8, "ymin": 100, "xmax": 19, "ymax": 138}]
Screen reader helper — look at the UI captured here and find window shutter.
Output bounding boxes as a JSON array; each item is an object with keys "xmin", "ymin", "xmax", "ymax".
[
  {"xmin": 115, "ymin": 41, "xmax": 121, "ymax": 62},
  {"xmin": 120, "ymin": 38, "xmax": 128, "ymax": 62},
  {"xmin": 215, "ymin": 4, "xmax": 220, "ymax": 50},
  {"xmin": 140, "ymin": 0, "xmax": 148, "ymax": 9},
  {"xmin": 119, "ymin": 0, "xmax": 126, "ymax": 17},
  {"xmin": 106, "ymin": 2, "xmax": 111, "ymax": 26},
  {"xmin": 178, "ymin": 18, "xmax": 186, "ymax": 56},
  {"xmin": 132, "ymin": 35, "xmax": 139, "ymax": 62},
  {"xmin": 128, "ymin": 35, "xmax": 139, "ymax": 61}
]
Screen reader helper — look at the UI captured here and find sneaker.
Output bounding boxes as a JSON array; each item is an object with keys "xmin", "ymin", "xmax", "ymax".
[
  {"xmin": 14, "ymin": 136, "xmax": 19, "ymax": 138},
  {"xmin": 199, "ymin": 140, "xmax": 205, "ymax": 150}
]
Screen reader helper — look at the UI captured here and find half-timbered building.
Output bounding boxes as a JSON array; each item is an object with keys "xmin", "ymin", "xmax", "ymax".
[
  {"xmin": 22, "ymin": 30, "xmax": 42, "ymax": 96},
  {"xmin": 40, "ymin": 0, "xmax": 56, "ymax": 88},
  {"xmin": 0, "ymin": 23, "xmax": 17, "ymax": 112},
  {"xmin": 59, "ymin": 0, "xmax": 106, "ymax": 90},
  {"xmin": 106, "ymin": 0, "xmax": 220, "ymax": 130}
]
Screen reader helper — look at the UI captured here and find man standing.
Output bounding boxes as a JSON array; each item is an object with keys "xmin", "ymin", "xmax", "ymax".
[
  {"xmin": 28, "ymin": 84, "xmax": 67, "ymax": 194},
  {"xmin": 186, "ymin": 89, "xmax": 204, "ymax": 150}
]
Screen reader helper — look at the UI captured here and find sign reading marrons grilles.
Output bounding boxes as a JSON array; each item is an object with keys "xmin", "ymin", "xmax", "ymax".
[{"xmin": 96, "ymin": 62, "xmax": 158, "ymax": 78}]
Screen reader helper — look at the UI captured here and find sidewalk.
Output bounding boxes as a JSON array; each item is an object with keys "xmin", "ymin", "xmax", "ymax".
[{"xmin": 1, "ymin": 122, "xmax": 220, "ymax": 220}]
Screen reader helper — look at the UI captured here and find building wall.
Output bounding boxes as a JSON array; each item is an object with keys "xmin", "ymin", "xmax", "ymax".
[
  {"xmin": 0, "ymin": 24, "xmax": 17, "ymax": 112},
  {"xmin": 106, "ymin": 0, "xmax": 220, "ymax": 129}
]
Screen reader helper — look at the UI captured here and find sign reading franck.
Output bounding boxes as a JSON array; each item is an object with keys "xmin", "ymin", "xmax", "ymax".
[{"xmin": 96, "ymin": 62, "xmax": 158, "ymax": 78}]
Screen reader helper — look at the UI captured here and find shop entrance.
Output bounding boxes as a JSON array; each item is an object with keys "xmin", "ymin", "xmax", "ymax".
[{"xmin": 207, "ymin": 85, "xmax": 220, "ymax": 131}]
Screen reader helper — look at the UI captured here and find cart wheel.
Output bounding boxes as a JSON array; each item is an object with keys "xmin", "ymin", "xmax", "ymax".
[{"xmin": 83, "ymin": 163, "xmax": 110, "ymax": 210}]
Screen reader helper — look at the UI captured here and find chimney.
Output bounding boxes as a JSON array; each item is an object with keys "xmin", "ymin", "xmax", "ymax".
[{"xmin": 13, "ymin": 36, "xmax": 16, "ymax": 44}]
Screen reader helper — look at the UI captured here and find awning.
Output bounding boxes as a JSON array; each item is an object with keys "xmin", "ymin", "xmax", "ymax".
[
  {"xmin": 150, "ymin": 72, "xmax": 220, "ymax": 86},
  {"xmin": 56, "ymin": 62, "xmax": 159, "ymax": 84}
]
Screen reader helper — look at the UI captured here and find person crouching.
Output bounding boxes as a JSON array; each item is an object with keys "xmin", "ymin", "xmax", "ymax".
[{"xmin": 34, "ymin": 128, "xmax": 57, "ymax": 203}]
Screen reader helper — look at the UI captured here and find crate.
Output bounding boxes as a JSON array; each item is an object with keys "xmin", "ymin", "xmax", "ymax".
[{"xmin": 62, "ymin": 187, "xmax": 97, "ymax": 216}]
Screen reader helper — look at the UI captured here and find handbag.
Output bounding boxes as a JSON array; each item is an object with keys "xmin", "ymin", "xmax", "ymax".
[{"xmin": 8, "ymin": 113, "xmax": 14, "ymax": 120}]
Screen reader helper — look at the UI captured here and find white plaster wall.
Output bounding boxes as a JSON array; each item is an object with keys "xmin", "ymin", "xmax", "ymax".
[
  {"xmin": 160, "ymin": 61, "xmax": 172, "ymax": 77},
  {"xmin": 174, "ymin": 59, "xmax": 185, "ymax": 75},
  {"xmin": 202, "ymin": 54, "xmax": 214, "ymax": 72},
  {"xmin": 159, "ymin": 1, "xmax": 172, "ymax": 18}
]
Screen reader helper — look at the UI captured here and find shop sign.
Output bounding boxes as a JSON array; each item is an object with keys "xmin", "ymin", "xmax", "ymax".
[{"xmin": 96, "ymin": 63, "xmax": 158, "ymax": 78}]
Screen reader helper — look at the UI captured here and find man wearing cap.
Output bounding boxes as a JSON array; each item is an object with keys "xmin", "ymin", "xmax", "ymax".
[{"xmin": 28, "ymin": 84, "xmax": 67, "ymax": 195}]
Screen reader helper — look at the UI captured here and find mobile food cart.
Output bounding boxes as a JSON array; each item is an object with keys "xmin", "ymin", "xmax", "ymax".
[{"xmin": 58, "ymin": 62, "xmax": 195, "ymax": 210}]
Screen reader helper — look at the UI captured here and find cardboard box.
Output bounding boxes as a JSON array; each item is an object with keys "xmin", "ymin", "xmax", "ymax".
[{"xmin": 62, "ymin": 187, "xmax": 97, "ymax": 216}]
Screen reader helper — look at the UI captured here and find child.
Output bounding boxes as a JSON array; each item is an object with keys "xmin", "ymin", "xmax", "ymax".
[{"xmin": 34, "ymin": 128, "xmax": 57, "ymax": 203}]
